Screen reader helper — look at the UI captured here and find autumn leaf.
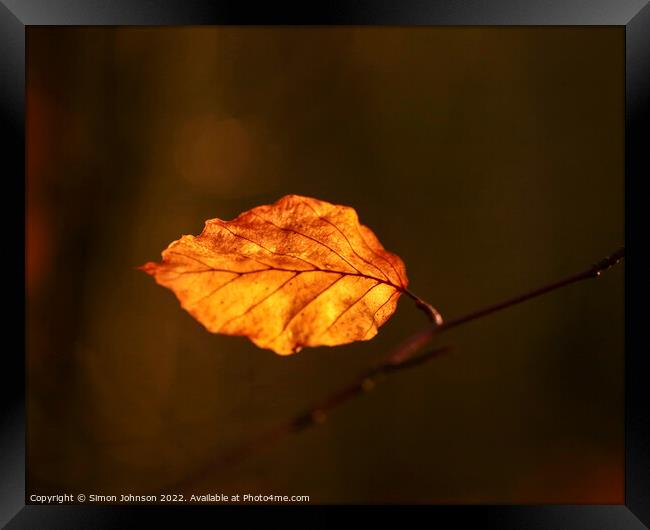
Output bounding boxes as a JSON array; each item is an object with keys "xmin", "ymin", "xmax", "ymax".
[{"xmin": 140, "ymin": 195, "xmax": 408, "ymax": 355}]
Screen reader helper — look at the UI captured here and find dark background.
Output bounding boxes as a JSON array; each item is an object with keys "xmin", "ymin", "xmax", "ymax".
[{"xmin": 26, "ymin": 27, "xmax": 624, "ymax": 503}]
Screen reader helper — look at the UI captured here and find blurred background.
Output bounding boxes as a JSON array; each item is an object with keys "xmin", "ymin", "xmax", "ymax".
[{"xmin": 26, "ymin": 27, "xmax": 624, "ymax": 503}]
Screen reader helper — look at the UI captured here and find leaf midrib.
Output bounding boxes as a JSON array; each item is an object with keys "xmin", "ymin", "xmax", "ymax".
[{"xmin": 172, "ymin": 257, "xmax": 403, "ymax": 292}]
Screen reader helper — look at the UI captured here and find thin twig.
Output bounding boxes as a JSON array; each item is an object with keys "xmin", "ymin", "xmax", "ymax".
[
  {"xmin": 168, "ymin": 247, "xmax": 624, "ymax": 491},
  {"xmin": 388, "ymin": 246, "xmax": 624, "ymax": 365},
  {"xmin": 168, "ymin": 344, "xmax": 452, "ymax": 492}
]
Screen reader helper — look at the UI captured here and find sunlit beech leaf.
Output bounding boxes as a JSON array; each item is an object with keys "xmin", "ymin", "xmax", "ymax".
[{"xmin": 140, "ymin": 195, "xmax": 408, "ymax": 355}]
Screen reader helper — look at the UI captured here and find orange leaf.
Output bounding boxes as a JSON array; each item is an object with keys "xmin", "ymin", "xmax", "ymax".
[{"xmin": 140, "ymin": 195, "xmax": 408, "ymax": 355}]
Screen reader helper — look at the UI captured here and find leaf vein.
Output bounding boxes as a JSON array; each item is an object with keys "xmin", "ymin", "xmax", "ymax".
[
  {"xmin": 215, "ymin": 222, "xmax": 320, "ymax": 270},
  {"xmin": 216, "ymin": 272, "xmax": 299, "ymax": 331},
  {"xmin": 273, "ymin": 274, "xmax": 346, "ymax": 343},
  {"xmin": 297, "ymin": 198, "xmax": 391, "ymax": 282},
  {"xmin": 355, "ymin": 227, "xmax": 405, "ymax": 288},
  {"xmin": 362, "ymin": 289, "xmax": 400, "ymax": 338},
  {"xmin": 250, "ymin": 211, "xmax": 363, "ymax": 276},
  {"xmin": 321, "ymin": 280, "xmax": 382, "ymax": 336}
]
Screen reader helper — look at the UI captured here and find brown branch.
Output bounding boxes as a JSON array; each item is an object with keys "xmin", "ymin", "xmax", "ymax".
[{"xmin": 168, "ymin": 246, "xmax": 624, "ymax": 491}]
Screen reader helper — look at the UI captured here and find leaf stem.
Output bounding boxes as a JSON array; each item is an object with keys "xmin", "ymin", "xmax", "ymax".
[{"xmin": 403, "ymin": 288, "xmax": 444, "ymax": 325}]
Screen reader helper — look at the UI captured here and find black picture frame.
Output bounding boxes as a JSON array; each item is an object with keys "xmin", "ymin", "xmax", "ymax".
[{"xmin": 2, "ymin": 1, "xmax": 648, "ymax": 527}]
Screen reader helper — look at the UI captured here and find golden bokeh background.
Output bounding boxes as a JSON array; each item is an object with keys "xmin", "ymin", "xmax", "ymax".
[{"xmin": 27, "ymin": 27, "xmax": 624, "ymax": 503}]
